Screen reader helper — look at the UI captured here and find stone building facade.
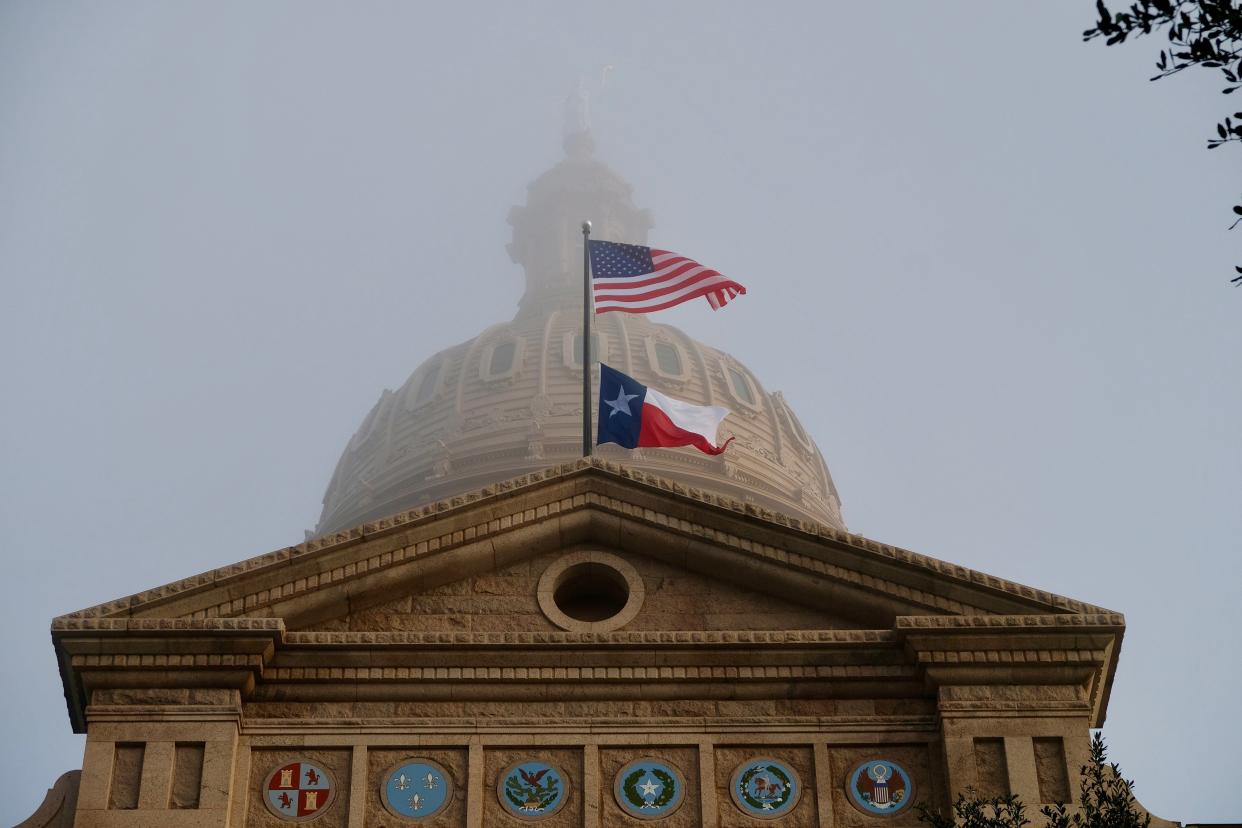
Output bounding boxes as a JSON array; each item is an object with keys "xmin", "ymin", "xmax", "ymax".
[
  {"xmin": 22, "ymin": 126, "xmax": 1180, "ymax": 826},
  {"xmin": 32, "ymin": 460, "xmax": 1162, "ymax": 828}
]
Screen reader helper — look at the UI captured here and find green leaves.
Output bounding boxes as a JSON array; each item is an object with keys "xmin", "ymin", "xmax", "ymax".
[
  {"xmin": 1087, "ymin": 1, "xmax": 1242, "ymax": 285},
  {"xmin": 918, "ymin": 734, "xmax": 1151, "ymax": 828}
]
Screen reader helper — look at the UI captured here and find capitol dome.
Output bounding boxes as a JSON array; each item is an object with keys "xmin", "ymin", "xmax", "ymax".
[{"xmin": 316, "ymin": 129, "xmax": 844, "ymax": 535}]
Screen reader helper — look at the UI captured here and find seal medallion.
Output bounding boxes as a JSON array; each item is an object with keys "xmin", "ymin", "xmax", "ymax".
[
  {"xmin": 729, "ymin": 757, "xmax": 800, "ymax": 819},
  {"xmin": 497, "ymin": 760, "xmax": 570, "ymax": 820},
  {"xmin": 381, "ymin": 758, "xmax": 454, "ymax": 820},
  {"xmin": 613, "ymin": 757, "xmax": 686, "ymax": 819},
  {"xmin": 846, "ymin": 760, "xmax": 915, "ymax": 815},
  {"xmin": 262, "ymin": 760, "xmax": 336, "ymax": 822}
]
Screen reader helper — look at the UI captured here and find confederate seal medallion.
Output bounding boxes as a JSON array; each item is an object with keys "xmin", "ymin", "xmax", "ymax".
[
  {"xmin": 613, "ymin": 757, "xmax": 686, "ymax": 819},
  {"xmin": 497, "ymin": 760, "xmax": 570, "ymax": 820},
  {"xmin": 262, "ymin": 760, "xmax": 336, "ymax": 821},
  {"xmin": 729, "ymin": 757, "xmax": 801, "ymax": 819},
  {"xmin": 381, "ymin": 758, "xmax": 454, "ymax": 820},
  {"xmin": 846, "ymin": 760, "xmax": 914, "ymax": 815}
]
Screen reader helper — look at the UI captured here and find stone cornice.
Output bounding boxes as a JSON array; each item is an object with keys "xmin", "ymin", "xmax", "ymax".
[
  {"xmin": 895, "ymin": 613, "xmax": 1125, "ymax": 630},
  {"xmin": 238, "ymin": 715, "xmax": 940, "ymax": 735},
  {"xmin": 282, "ymin": 629, "xmax": 896, "ymax": 647}
]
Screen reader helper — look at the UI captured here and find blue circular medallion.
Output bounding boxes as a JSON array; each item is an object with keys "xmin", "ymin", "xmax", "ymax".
[
  {"xmin": 846, "ymin": 760, "xmax": 914, "ymax": 815},
  {"xmin": 729, "ymin": 758, "xmax": 801, "ymax": 819},
  {"xmin": 497, "ymin": 760, "xmax": 570, "ymax": 820},
  {"xmin": 613, "ymin": 758, "xmax": 687, "ymax": 820},
  {"xmin": 381, "ymin": 759, "xmax": 453, "ymax": 820}
]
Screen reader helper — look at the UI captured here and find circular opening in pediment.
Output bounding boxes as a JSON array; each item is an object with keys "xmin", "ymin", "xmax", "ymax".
[
  {"xmin": 536, "ymin": 551, "xmax": 645, "ymax": 632},
  {"xmin": 553, "ymin": 563, "xmax": 629, "ymax": 621}
]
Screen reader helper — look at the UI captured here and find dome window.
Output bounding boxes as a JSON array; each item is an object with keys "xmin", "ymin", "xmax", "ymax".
[
  {"xmin": 411, "ymin": 362, "xmax": 441, "ymax": 407},
  {"xmin": 644, "ymin": 338, "xmax": 689, "ymax": 382},
  {"xmin": 480, "ymin": 337, "xmax": 523, "ymax": 382},
  {"xmin": 777, "ymin": 393, "xmax": 815, "ymax": 452},
  {"xmin": 490, "ymin": 342, "xmax": 516, "ymax": 374},
  {"xmin": 727, "ymin": 365, "xmax": 756, "ymax": 406},
  {"xmin": 562, "ymin": 331, "xmax": 607, "ymax": 370},
  {"xmin": 655, "ymin": 342, "xmax": 682, "ymax": 376}
]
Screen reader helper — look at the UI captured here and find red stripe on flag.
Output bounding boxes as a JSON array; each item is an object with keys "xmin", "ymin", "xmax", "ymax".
[
  {"xmin": 637, "ymin": 401, "xmax": 733, "ymax": 455},
  {"xmin": 596, "ymin": 282, "xmax": 747, "ymax": 314}
]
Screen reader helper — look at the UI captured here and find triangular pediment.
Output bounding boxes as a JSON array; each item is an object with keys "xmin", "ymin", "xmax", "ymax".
[
  {"xmin": 305, "ymin": 546, "xmax": 860, "ymax": 635},
  {"xmin": 54, "ymin": 459, "xmax": 1113, "ymax": 630},
  {"xmin": 52, "ymin": 460, "xmax": 1125, "ymax": 734}
]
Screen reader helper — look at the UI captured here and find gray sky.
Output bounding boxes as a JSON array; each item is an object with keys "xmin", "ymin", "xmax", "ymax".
[{"xmin": 2, "ymin": 2, "xmax": 1238, "ymax": 823}]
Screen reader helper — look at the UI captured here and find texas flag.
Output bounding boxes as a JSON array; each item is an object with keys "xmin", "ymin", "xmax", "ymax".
[{"xmin": 597, "ymin": 364, "xmax": 734, "ymax": 456}]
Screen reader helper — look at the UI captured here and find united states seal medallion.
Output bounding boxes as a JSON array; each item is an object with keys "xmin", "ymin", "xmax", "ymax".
[
  {"xmin": 729, "ymin": 757, "xmax": 800, "ymax": 819},
  {"xmin": 381, "ymin": 758, "xmax": 453, "ymax": 820},
  {"xmin": 262, "ymin": 760, "xmax": 336, "ymax": 822},
  {"xmin": 846, "ymin": 760, "xmax": 914, "ymax": 815},
  {"xmin": 613, "ymin": 757, "xmax": 686, "ymax": 819},
  {"xmin": 497, "ymin": 760, "xmax": 569, "ymax": 820}
]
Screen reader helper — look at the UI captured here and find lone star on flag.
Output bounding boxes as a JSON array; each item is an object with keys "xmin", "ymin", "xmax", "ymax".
[
  {"xmin": 639, "ymin": 777, "xmax": 660, "ymax": 797},
  {"xmin": 604, "ymin": 387, "xmax": 637, "ymax": 418}
]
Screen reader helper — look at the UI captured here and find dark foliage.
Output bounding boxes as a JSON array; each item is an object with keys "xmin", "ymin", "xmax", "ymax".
[
  {"xmin": 1042, "ymin": 733, "xmax": 1151, "ymax": 828},
  {"xmin": 917, "ymin": 792, "xmax": 1031, "ymax": 828},
  {"xmin": 1084, "ymin": 0, "xmax": 1242, "ymax": 284},
  {"xmin": 916, "ymin": 733, "xmax": 1150, "ymax": 828}
]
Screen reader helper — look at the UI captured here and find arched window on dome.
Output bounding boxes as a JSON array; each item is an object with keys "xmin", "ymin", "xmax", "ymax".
[
  {"xmin": 720, "ymin": 361, "xmax": 761, "ymax": 411},
  {"xmin": 777, "ymin": 394, "xmax": 815, "ymax": 453},
  {"xmin": 409, "ymin": 362, "xmax": 442, "ymax": 408},
  {"xmin": 574, "ymin": 333, "xmax": 599, "ymax": 367},
  {"xmin": 562, "ymin": 330, "xmax": 607, "ymax": 370},
  {"xmin": 480, "ymin": 338, "xmax": 523, "ymax": 382},
  {"xmin": 491, "ymin": 342, "xmax": 515, "ymax": 374},
  {"xmin": 644, "ymin": 338, "xmax": 688, "ymax": 382},
  {"xmin": 655, "ymin": 342, "xmax": 682, "ymax": 375}
]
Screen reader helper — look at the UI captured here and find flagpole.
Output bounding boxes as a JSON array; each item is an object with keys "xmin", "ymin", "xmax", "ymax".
[{"xmin": 581, "ymin": 220, "xmax": 592, "ymax": 458}]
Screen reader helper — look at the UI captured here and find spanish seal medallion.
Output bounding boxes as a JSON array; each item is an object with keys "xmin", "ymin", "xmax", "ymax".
[
  {"xmin": 729, "ymin": 757, "xmax": 800, "ymax": 819},
  {"xmin": 497, "ymin": 760, "xmax": 569, "ymax": 820},
  {"xmin": 613, "ymin": 757, "xmax": 686, "ymax": 820},
  {"xmin": 846, "ymin": 760, "xmax": 914, "ymax": 815},
  {"xmin": 381, "ymin": 758, "xmax": 454, "ymax": 820},
  {"xmin": 262, "ymin": 760, "xmax": 336, "ymax": 821}
]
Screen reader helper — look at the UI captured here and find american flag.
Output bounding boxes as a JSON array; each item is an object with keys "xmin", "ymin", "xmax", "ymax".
[{"xmin": 589, "ymin": 240, "xmax": 746, "ymax": 314}]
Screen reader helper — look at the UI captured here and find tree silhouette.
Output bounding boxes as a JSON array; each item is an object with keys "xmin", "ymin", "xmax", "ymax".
[
  {"xmin": 1084, "ymin": 0, "xmax": 1242, "ymax": 285},
  {"xmin": 916, "ymin": 733, "xmax": 1151, "ymax": 828}
]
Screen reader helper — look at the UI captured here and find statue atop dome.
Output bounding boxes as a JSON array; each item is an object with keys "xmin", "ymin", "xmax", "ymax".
[{"xmin": 564, "ymin": 76, "xmax": 591, "ymax": 136}]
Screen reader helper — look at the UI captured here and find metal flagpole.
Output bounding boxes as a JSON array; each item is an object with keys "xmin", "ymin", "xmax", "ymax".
[{"xmin": 581, "ymin": 220, "xmax": 593, "ymax": 458}]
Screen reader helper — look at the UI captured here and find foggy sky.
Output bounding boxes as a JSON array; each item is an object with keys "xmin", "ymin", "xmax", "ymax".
[{"xmin": 2, "ymin": 2, "xmax": 1239, "ymax": 824}]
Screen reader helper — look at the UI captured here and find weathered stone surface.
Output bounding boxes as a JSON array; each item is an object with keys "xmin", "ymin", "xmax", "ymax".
[
  {"xmin": 1034, "ymin": 738, "xmax": 1071, "ymax": 803},
  {"xmin": 169, "ymin": 743, "xmax": 204, "ymax": 809},
  {"xmin": 973, "ymin": 738, "xmax": 1010, "ymax": 798},
  {"xmin": 107, "ymin": 744, "xmax": 143, "ymax": 810}
]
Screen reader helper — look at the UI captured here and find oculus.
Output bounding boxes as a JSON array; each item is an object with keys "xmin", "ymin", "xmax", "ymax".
[
  {"xmin": 536, "ymin": 551, "xmax": 645, "ymax": 632},
  {"xmin": 729, "ymin": 757, "xmax": 800, "ymax": 819},
  {"xmin": 262, "ymin": 760, "xmax": 336, "ymax": 822},
  {"xmin": 846, "ymin": 759, "xmax": 914, "ymax": 815},
  {"xmin": 613, "ymin": 757, "xmax": 687, "ymax": 820},
  {"xmin": 381, "ymin": 758, "xmax": 454, "ymax": 820},
  {"xmin": 497, "ymin": 760, "xmax": 570, "ymax": 820}
]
